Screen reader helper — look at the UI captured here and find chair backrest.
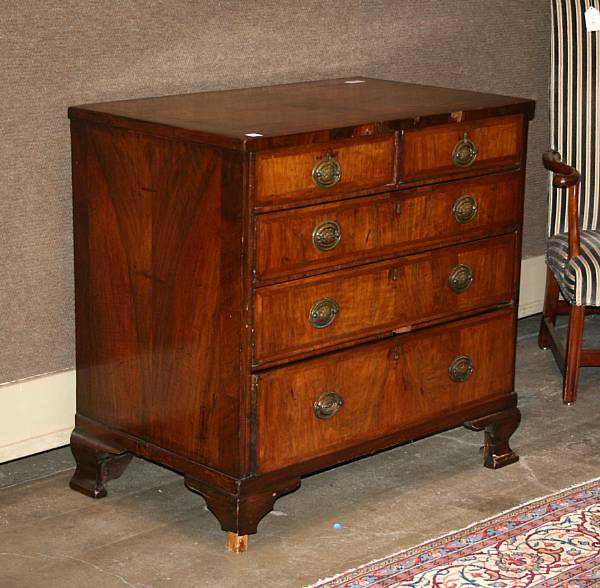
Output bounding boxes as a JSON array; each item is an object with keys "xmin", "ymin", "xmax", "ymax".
[{"xmin": 550, "ymin": 0, "xmax": 600, "ymax": 236}]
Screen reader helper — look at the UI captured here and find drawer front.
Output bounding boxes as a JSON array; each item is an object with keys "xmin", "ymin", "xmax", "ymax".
[
  {"xmin": 402, "ymin": 115, "xmax": 523, "ymax": 181},
  {"xmin": 256, "ymin": 308, "xmax": 516, "ymax": 473},
  {"xmin": 253, "ymin": 234, "xmax": 516, "ymax": 364},
  {"xmin": 254, "ymin": 135, "xmax": 395, "ymax": 208},
  {"xmin": 255, "ymin": 171, "xmax": 521, "ymax": 282}
]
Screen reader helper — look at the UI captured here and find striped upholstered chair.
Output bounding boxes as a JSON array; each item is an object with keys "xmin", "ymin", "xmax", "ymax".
[{"xmin": 539, "ymin": 1, "xmax": 600, "ymax": 403}]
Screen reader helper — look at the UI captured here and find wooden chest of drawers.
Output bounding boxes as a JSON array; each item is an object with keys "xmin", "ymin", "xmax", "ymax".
[{"xmin": 68, "ymin": 77, "xmax": 534, "ymax": 552}]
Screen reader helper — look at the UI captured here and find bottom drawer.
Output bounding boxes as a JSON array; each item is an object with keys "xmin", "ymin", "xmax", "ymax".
[{"xmin": 255, "ymin": 308, "xmax": 516, "ymax": 473}]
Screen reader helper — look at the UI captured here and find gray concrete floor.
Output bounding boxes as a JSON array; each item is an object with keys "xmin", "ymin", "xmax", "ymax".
[{"xmin": 1, "ymin": 314, "xmax": 599, "ymax": 588}]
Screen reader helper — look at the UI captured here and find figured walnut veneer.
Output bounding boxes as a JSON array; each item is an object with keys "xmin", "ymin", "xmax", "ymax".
[
  {"xmin": 253, "ymin": 235, "xmax": 516, "ymax": 365},
  {"xmin": 68, "ymin": 77, "xmax": 534, "ymax": 551},
  {"xmin": 254, "ymin": 135, "xmax": 395, "ymax": 206},
  {"xmin": 255, "ymin": 171, "xmax": 521, "ymax": 282}
]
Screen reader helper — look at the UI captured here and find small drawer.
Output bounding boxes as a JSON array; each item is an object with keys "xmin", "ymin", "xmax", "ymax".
[
  {"xmin": 253, "ymin": 135, "xmax": 395, "ymax": 208},
  {"xmin": 255, "ymin": 171, "xmax": 521, "ymax": 282},
  {"xmin": 255, "ymin": 308, "xmax": 516, "ymax": 473},
  {"xmin": 402, "ymin": 115, "xmax": 523, "ymax": 181},
  {"xmin": 253, "ymin": 234, "xmax": 516, "ymax": 365}
]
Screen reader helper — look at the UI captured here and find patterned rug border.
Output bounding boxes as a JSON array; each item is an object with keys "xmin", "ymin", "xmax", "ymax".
[{"xmin": 305, "ymin": 475, "xmax": 600, "ymax": 588}]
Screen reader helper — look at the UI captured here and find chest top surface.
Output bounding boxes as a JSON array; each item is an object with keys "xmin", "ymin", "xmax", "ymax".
[{"xmin": 68, "ymin": 77, "xmax": 535, "ymax": 150}]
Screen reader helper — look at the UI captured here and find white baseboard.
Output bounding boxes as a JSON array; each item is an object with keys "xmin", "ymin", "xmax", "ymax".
[
  {"xmin": 518, "ymin": 254, "xmax": 546, "ymax": 318},
  {"xmin": 0, "ymin": 256, "xmax": 547, "ymax": 462},
  {"xmin": 0, "ymin": 369, "xmax": 75, "ymax": 463}
]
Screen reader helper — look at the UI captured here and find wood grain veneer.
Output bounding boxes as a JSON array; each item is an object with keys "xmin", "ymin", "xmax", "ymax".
[
  {"xmin": 254, "ymin": 135, "xmax": 395, "ymax": 206},
  {"xmin": 255, "ymin": 171, "xmax": 521, "ymax": 282},
  {"xmin": 256, "ymin": 308, "xmax": 516, "ymax": 473},
  {"xmin": 71, "ymin": 121, "xmax": 246, "ymax": 475},
  {"xmin": 253, "ymin": 234, "xmax": 516, "ymax": 365},
  {"xmin": 402, "ymin": 115, "xmax": 523, "ymax": 180},
  {"xmin": 67, "ymin": 77, "xmax": 534, "ymax": 551}
]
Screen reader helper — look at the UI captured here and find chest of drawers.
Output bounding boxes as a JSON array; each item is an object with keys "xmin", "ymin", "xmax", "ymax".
[{"xmin": 68, "ymin": 77, "xmax": 535, "ymax": 552}]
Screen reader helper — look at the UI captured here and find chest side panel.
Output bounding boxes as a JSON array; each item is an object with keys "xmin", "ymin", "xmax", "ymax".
[{"xmin": 71, "ymin": 122, "xmax": 246, "ymax": 475}]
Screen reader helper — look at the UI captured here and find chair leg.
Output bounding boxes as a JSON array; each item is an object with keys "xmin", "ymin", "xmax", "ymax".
[
  {"xmin": 538, "ymin": 268, "xmax": 560, "ymax": 349},
  {"xmin": 563, "ymin": 304, "xmax": 585, "ymax": 404}
]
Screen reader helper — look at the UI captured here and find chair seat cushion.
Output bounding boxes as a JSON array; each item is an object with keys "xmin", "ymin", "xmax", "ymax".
[{"xmin": 546, "ymin": 230, "xmax": 600, "ymax": 306}]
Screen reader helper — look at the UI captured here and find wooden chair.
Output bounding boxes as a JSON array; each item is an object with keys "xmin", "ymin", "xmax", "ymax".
[{"xmin": 538, "ymin": 150, "xmax": 600, "ymax": 404}]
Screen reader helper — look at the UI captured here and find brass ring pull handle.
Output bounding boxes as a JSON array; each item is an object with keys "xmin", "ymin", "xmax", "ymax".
[
  {"xmin": 452, "ymin": 195, "xmax": 478, "ymax": 224},
  {"xmin": 448, "ymin": 264, "xmax": 474, "ymax": 293},
  {"xmin": 452, "ymin": 132, "xmax": 477, "ymax": 168},
  {"xmin": 309, "ymin": 298, "xmax": 339, "ymax": 329},
  {"xmin": 314, "ymin": 391, "xmax": 344, "ymax": 419},
  {"xmin": 312, "ymin": 220, "xmax": 342, "ymax": 251},
  {"xmin": 449, "ymin": 355, "xmax": 474, "ymax": 382},
  {"xmin": 312, "ymin": 153, "xmax": 342, "ymax": 188}
]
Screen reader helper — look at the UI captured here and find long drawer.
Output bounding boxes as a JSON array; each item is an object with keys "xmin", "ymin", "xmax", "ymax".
[
  {"xmin": 255, "ymin": 308, "xmax": 516, "ymax": 473},
  {"xmin": 255, "ymin": 171, "xmax": 521, "ymax": 282},
  {"xmin": 253, "ymin": 233, "xmax": 516, "ymax": 365}
]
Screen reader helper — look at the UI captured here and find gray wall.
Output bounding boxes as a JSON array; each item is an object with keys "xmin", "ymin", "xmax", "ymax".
[{"xmin": 1, "ymin": 0, "xmax": 549, "ymax": 383}]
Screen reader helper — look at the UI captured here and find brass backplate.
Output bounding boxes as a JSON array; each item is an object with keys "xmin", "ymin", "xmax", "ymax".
[
  {"xmin": 313, "ymin": 391, "xmax": 343, "ymax": 419},
  {"xmin": 312, "ymin": 153, "xmax": 342, "ymax": 188},
  {"xmin": 452, "ymin": 133, "xmax": 477, "ymax": 167}
]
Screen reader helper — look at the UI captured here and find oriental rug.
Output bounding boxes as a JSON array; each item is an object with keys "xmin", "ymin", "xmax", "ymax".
[{"xmin": 307, "ymin": 478, "xmax": 600, "ymax": 587}]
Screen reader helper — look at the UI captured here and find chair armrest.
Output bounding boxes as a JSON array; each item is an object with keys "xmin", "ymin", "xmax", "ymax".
[
  {"xmin": 543, "ymin": 150, "xmax": 580, "ymax": 187},
  {"xmin": 543, "ymin": 150, "xmax": 581, "ymax": 258}
]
